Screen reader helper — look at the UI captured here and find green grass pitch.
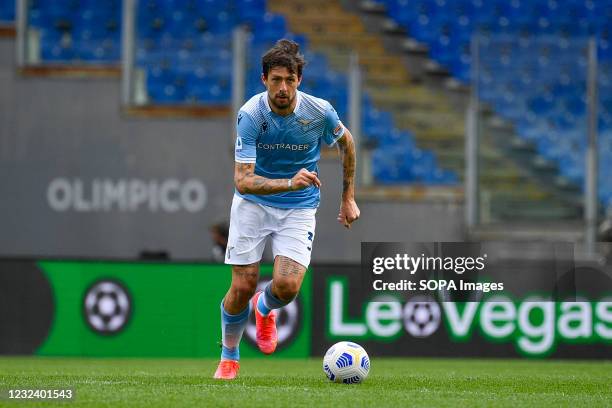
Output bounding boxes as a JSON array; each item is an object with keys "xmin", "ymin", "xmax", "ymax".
[{"xmin": 1, "ymin": 357, "xmax": 611, "ymax": 407}]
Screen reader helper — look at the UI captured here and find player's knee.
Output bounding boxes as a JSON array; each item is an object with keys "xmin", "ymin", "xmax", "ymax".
[
  {"xmin": 230, "ymin": 275, "xmax": 258, "ymax": 302},
  {"xmin": 232, "ymin": 280, "xmax": 257, "ymax": 299},
  {"xmin": 273, "ymin": 278, "xmax": 300, "ymax": 302}
]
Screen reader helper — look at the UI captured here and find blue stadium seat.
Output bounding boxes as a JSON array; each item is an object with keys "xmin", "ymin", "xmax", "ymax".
[
  {"xmin": 234, "ymin": 0, "xmax": 267, "ymax": 24},
  {"xmin": 0, "ymin": 0, "xmax": 15, "ymax": 23},
  {"xmin": 558, "ymin": 153, "xmax": 585, "ymax": 184},
  {"xmin": 378, "ymin": 0, "xmax": 612, "ymax": 194},
  {"xmin": 372, "ymin": 146, "xmax": 415, "ymax": 184},
  {"xmin": 186, "ymin": 79, "xmax": 230, "ymax": 104},
  {"xmin": 378, "ymin": 128, "xmax": 416, "ymax": 149},
  {"xmin": 41, "ymin": 38, "xmax": 75, "ymax": 61},
  {"xmin": 147, "ymin": 82, "xmax": 187, "ymax": 103},
  {"xmin": 249, "ymin": 13, "xmax": 287, "ymax": 42},
  {"xmin": 362, "ymin": 108, "xmax": 394, "ymax": 142},
  {"xmin": 29, "ymin": 0, "xmax": 122, "ymax": 64},
  {"xmin": 409, "ymin": 149, "xmax": 437, "ymax": 182}
]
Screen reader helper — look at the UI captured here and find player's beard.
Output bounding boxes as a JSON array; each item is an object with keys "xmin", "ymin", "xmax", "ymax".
[{"xmin": 271, "ymin": 92, "xmax": 293, "ymax": 110}]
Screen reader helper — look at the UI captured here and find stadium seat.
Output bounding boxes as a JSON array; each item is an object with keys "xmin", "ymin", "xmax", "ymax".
[
  {"xmin": 234, "ymin": 0, "xmax": 267, "ymax": 24},
  {"xmin": 376, "ymin": 0, "xmax": 611, "ymax": 197},
  {"xmin": 372, "ymin": 146, "xmax": 414, "ymax": 184},
  {"xmin": 28, "ymin": 0, "xmax": 122, "ymax": 64},
  {"xmin": 0, "ymin": 0, "xmax": 15, "ymax": 23},
  {"xmin": 362, "ymin": 107, "xmax": 394, "ymax": 142}
]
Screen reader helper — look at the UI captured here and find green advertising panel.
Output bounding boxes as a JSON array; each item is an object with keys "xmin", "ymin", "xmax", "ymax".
[
  {"xmin": 311, "ymin": 265, "xmax": 612, "ymax": 359},
  {"xmin": 36, "ymin": 261, "xmax": 311, "ymax": 358}
]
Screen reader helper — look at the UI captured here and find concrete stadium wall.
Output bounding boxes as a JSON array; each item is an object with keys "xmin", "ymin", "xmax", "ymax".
[{"xmin": 0, "ymin": 37, "xmax": 465, "ymax": 262}]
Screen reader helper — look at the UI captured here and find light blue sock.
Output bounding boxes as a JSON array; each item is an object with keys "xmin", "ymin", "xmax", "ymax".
[
  {"xmin": 256, "ymin": 281, "xmax": 293, "ymax": 317},
  {"xmin": 256, "ymin": 292, "xmax": 272, "ymax": 316},
  {"xmin": 220, "ymin": 300, "xmax": 251, "ymax": 361}
]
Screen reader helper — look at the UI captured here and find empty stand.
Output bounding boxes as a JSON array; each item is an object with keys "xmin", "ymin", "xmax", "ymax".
[{"xmin": 0, "ymin": 0, "xmax": 14, "ymax": 24}]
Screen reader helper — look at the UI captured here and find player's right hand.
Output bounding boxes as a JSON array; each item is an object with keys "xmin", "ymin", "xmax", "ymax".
[{"xmin": 291, "ymin": 168, "xmax": 321, "ymax": 190}]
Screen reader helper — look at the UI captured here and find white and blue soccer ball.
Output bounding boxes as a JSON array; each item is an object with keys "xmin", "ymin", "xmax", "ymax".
[{"xmin": 323, "ymin": 341, "xmax": 370, "ymax": 384}]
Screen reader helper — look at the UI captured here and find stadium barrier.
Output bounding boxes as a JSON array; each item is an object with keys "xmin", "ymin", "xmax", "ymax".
[
  {"xmin": 1, "ymin": 258, "xmax": 610, "ymax": 359},
  {"xmin": 313, "ymin": 258, "xmax": 612, "ymax": 359},
  {"xmin": 0, "ymin": 260, "xmax": 311, "ymax": 358}
]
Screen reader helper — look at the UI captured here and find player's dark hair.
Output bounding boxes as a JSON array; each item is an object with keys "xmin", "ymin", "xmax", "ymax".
[{"xmin": 261, "ymin": 39, "xmax": 306, "ymax": 79}]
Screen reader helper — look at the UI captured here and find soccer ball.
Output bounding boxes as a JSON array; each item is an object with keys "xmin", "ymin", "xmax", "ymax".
[{"xmin": 322, "ymin": 341, "xmax": 370, "ymax": 384}]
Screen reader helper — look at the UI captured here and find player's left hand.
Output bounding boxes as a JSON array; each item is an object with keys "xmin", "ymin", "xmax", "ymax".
[{"xmin": 338, "ymin": 199, "xmax": 360, "ymax": 229}]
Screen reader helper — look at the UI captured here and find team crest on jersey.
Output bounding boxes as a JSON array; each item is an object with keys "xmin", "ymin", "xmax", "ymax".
[
  {"xmin": 298, "ymin": 119, "xmax": 312, "ymax": 125},
  {"xmin": 261, "ymin": 121, "xmax": 268, "ymax": 133},
  {"xmin": 297, "ymin": 118, "xmax": 314, "ymax": 131}
]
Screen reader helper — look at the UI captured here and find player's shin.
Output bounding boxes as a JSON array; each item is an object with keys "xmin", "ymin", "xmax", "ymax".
[{"xmin": 220, "ymin": 300, "xmax": 251, "ymax": 360}]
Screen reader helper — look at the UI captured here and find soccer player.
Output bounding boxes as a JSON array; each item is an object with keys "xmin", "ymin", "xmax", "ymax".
[{"xmin": 214, "ymin": 39, "xmax": 360, "ymax": 380}]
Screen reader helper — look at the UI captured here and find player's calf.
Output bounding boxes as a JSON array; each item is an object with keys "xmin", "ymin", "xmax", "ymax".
[{"xmin": 215, "ymin": 264, "xmax": 259, "ymax": 379}]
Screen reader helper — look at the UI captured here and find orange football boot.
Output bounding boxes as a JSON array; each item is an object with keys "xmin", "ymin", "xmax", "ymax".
[
  {"xmin": 213, "ymin": 359, "xmax": 240, "ymax": 380},
  {"xmin": 252, "ymin": 291, "xmax": 278, "ymax": 354}
]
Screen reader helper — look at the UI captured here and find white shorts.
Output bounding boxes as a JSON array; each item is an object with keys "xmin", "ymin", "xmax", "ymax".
[{"xmin": 225, "ymin": 195, "xmax": 316, "ymax": 268}]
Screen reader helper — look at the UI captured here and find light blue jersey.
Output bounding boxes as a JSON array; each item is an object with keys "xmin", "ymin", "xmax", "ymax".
[{"xmin": 234, "ymin": 90, "xmax": 345, "ymax": 209}]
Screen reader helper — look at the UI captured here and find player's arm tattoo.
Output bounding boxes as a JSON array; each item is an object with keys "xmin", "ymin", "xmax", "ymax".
[
  {"xmin": 234, "ymin": 163, "xmax": 290, "ymax": 195},
  {"xmin": 337, "ymin": 129, "xmax": 356, "ymax": 200}
]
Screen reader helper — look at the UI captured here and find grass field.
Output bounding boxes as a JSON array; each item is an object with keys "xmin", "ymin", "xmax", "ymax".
[{"xmin": 1, "ymin": 357, "xmax": 611, "ymax": 407}]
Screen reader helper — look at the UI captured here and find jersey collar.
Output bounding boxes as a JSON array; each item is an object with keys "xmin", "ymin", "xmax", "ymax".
[
  {"xmin": 263, "ymin": 92, "xmax": 272, "ymax": 112},
  {"xmin": 294, "ymin": 90, "xmax": 302, "ymax": 113}
]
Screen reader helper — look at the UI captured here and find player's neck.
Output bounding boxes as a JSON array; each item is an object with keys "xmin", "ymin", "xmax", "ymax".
[{"xmin": 268, "ymin": 95, "xmax": 297, "ymax": 117}]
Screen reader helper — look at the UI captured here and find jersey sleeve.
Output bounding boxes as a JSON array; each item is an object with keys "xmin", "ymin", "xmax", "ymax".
[
  {"xmin": 234, "ymin": 111, "xmax": 257, "ymax": 163},
  {"xmin": 322, "ymin": 102, "xmax": 346, "ymax": 146}
]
